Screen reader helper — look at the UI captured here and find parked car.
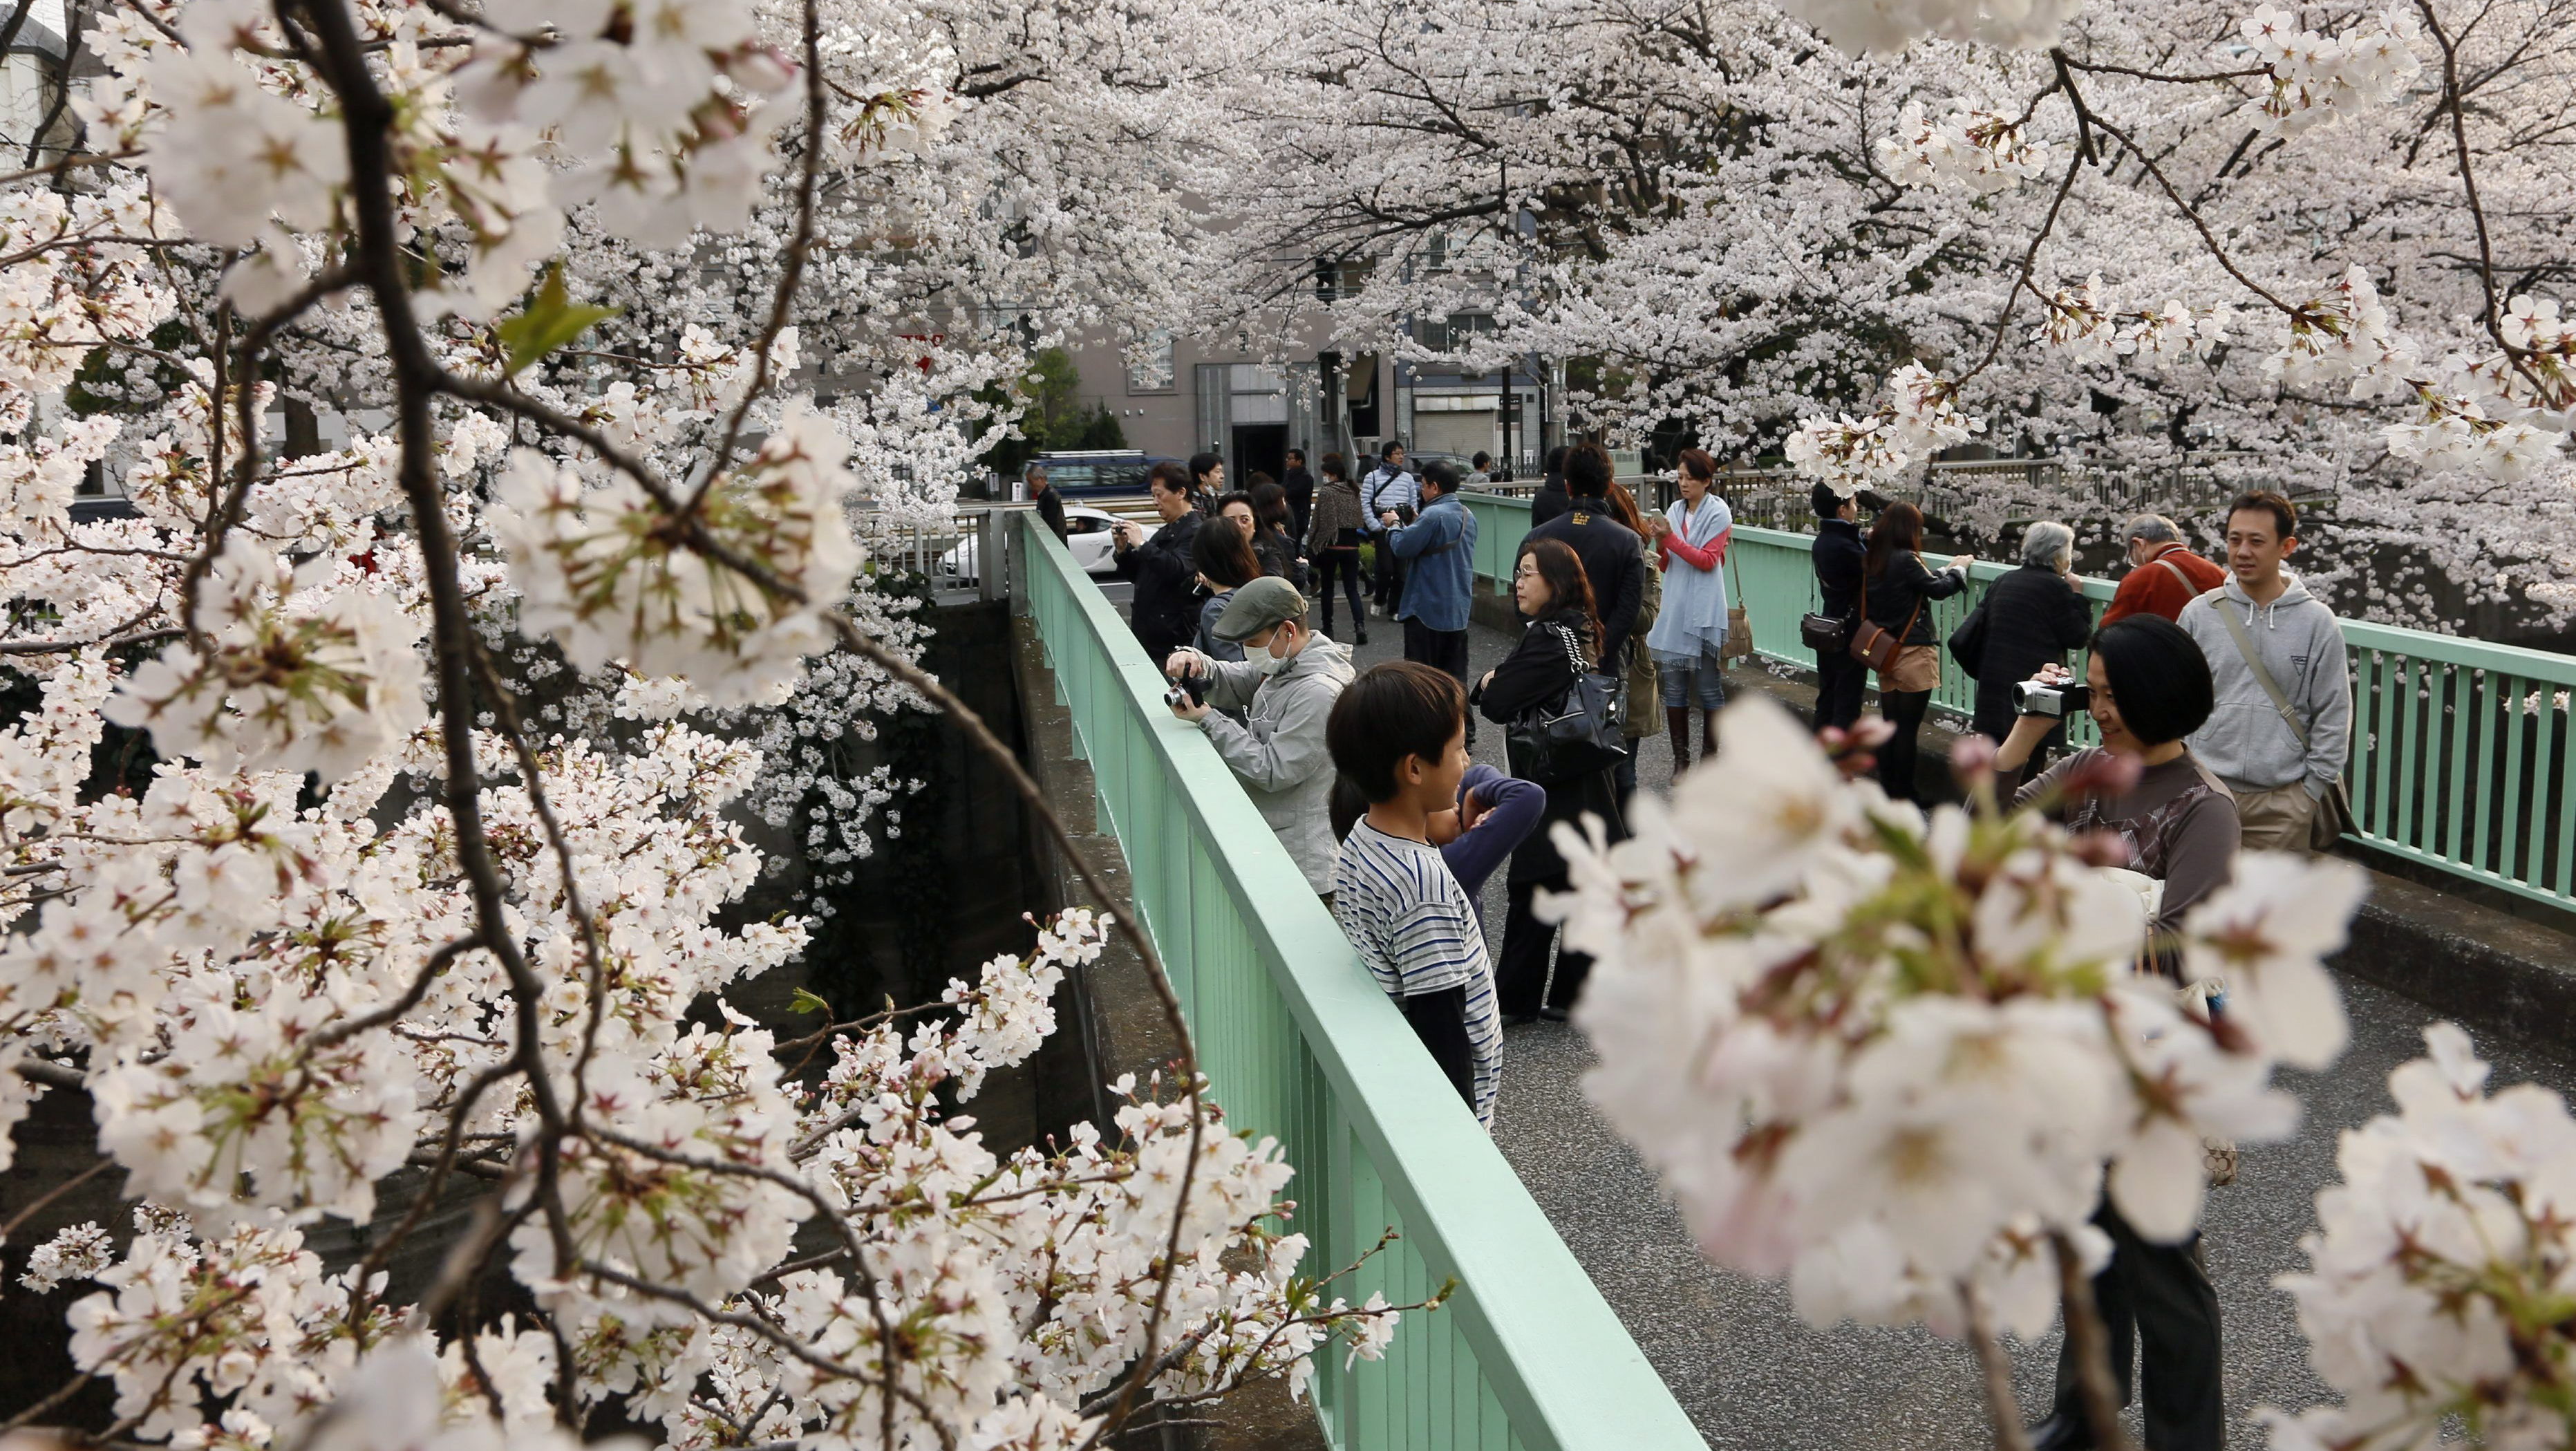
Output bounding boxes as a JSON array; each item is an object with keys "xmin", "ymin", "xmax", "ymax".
[
  {"xmin": 1026, "ymin": 450, "xmax": 1181, "ymax": 499},
  {"xmin": 940, "ymin": 505, "xmax": 1149, "ymax": 583}
]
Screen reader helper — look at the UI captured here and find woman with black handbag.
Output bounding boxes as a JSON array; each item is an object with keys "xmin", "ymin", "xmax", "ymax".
[
  {"xmin": 1472, "ymin": 539, "xmax": 1628, "ymax": 1024},
  {"xmin": 1856, "ymin": 502, "xmax": 1971, "ymax": 803}
]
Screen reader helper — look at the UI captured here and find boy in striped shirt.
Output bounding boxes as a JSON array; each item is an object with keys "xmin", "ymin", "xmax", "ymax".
[{"xmin": 1325, "ymin": 662, "xmax": 1504, "ymax": 1127}]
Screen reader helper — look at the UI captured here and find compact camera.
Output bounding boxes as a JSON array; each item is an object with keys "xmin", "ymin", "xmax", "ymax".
[
  {"xmin": 1164, "ymin": 672, "xmax": 1207, "ymax": 710},
  {"xmin": 2012, "ymin": 679, "xmax": 2092, "ymax": 718}
]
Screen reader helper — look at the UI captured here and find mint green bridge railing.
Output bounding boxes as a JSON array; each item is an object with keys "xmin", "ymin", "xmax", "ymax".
[
  {"xmin": 1015, "ymin": 514, "xmax": 1704, "ymax": 1451},
  {"xmin": 1460, "ymin": 490, "xmax": 2576, "ymax": 916}
]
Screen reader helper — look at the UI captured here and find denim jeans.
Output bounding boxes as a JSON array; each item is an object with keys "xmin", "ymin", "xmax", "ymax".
[{"xmin": 1655, "ymin": 646, "xmax": 1729, "ymax": 710}]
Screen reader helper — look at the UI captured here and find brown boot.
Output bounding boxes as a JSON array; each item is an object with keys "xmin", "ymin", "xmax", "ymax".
[{"xmin": 1666, "ymin": 706, "xmax": 1693, "ymax": 769}]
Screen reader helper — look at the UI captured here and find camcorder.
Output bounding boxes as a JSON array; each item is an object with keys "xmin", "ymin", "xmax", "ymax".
[{"xmin": 2013, "ymin": 679, "xmax": 2092, "ymax": 718}]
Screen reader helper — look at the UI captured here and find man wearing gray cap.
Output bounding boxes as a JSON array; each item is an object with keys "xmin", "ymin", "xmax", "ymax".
[{"xmin": 1163, "ymin": 577, "xmax": 1357, "ymax": 897}]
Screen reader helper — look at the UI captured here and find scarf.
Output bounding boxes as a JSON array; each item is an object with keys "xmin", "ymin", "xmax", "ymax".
[{"xmin": 1647, "ymin": 494, "xmax": 1732, "ymax": 659}]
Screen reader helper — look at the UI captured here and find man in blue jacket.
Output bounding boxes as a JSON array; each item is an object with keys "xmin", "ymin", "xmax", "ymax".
[{"xmin": 1380, "ymin": 460, "xmax": 1478, "ymax": 686}]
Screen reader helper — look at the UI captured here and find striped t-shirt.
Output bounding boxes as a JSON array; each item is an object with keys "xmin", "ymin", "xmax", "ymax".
[{"xmin": 1331, "ymin": 821, "xmax": 1503, "ymax": 1127}]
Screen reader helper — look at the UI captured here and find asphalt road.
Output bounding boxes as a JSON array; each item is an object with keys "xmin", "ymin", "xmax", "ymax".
[{"xmin": 1320, "ymin": 607, "xmax": 2576, "ymax": 1450}]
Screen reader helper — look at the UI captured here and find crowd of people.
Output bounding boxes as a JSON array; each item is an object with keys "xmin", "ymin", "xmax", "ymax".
[
  {"xmin": 1811, "ymin": 484, "xmax": 2348, "ymax": 1451},
  {"xmin": 1100, "ymin": 447, "xmax": 2352, "ymax": 1451}
]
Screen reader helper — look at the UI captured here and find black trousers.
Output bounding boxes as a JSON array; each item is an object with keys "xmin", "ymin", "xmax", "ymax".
[
  {"xmin": 1400, "ymin": 984, "xmax": 1476, "ymax": 1112},
  {"xmin": 1314, "ymin": 549, "xmax": 1366, "ymax": 637},
  {"xmin": 1373, "ymin": 543, "xmax": 1406, "ymax": 611},
  {"xmin": 2052, "ymin": 1204, "xmax": 2224, "ymax": 1451},
  {"xmin": 1499, "ymin": 875, "xmax": 1590, "ymax": 1015},
  {"xmin": 1877, "ymin": 688, "xmax": 1931, "ymax": 803},
  {"xmin": 1403, "ymin": 618, "xmax": 1470, "ymax": 684},
  {"xmin": 1135, "ymin": 629, "xmax": 1187, "ymax": 677},
  {"xmin": 1815, "ymin": 649, "xmax": 1868, "ymax": 732}
]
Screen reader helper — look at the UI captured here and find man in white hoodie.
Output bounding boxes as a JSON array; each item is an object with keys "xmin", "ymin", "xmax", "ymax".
[{"xmin": 2178, "ymin": 491, "xmax": 2353, "ymax": 852}]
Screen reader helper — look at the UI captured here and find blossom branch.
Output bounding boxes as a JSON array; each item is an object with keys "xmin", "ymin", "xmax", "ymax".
[
  {"xmin": 303, "ymin": 933, "xmax": 484, "ymax": 1054},
  {"xmin": 685, "ymin": 0, "xmax": 828, "ymax": 520},
  {"xmin": 1964, "ymin": 1282, "xmax": 2034, "ymax": 1451},
  {"xmin": 1964, "ymin": 120, "xmax": 2083, "ymax": 381},
  {"xmin": 0, "ymin": 1157, "xmax": 115, "ymax": 1243},
  {"xmin": 2074, "ymin": 104, "xmax": 2295, "ymax": 315},
  {"xmin": 2051, "ymin": 1230, "xmax": 2135, "ymax": 1451},
  {"xmin": 2411, "ymin": 0, "xmax": 2548, "ymax": 396},
  {"xmin": 287, "ymin": 0, "xmax": 580, "ymax": 1281}
]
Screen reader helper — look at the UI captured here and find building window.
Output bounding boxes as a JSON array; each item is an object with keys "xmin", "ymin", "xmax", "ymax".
[
  {"xmin": 1125, "ymin": 330, "xmax": 1175, "ymax": 393},
  {"xmin": 1409, "ymin": 312, "xmax": 1495, "ymax": 355}
]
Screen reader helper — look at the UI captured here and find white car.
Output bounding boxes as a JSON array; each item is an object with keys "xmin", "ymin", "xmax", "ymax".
[{"xmin": 939, "ymin": 505, "xmax": 1151, "ymax": 582}]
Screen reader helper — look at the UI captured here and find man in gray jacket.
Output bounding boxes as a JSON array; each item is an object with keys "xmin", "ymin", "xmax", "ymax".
[
  {"xmin": 1164, "ymin": 577, "xmax": 1356, "ymax": 897},
  {"xmin": 2178, "ymin": 491, "xmax": 2351, "ymax": 852}
]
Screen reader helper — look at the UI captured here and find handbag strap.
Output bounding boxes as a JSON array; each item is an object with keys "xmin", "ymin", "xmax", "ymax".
[
  {"xmin": 2156, "ymin": 555, "xmax": 2196, "ymax": 591},
  {"xmin": 1885, "ymin": 556, "xmax": 1926, "ymax": 643},
  {"xmin": 2208, "ymin": 590, "xmax": 2311, "ymax": 750},
  {"xmin": 1554, "ymin": 620, "xmax": 1588, "ymax": 675}
]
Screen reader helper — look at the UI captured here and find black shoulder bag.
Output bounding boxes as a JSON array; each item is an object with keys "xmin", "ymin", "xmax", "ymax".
[
  {"xmin": 1799, "ymin": 605, "xmax": 1850, "ymax": 654},
  {"xmin": 1507, "ymin": 624, "xmax": 1631, "ymax": 784},
  {"xmin": 1946, "ymin": 588, "xmax": 1993, "ymax": 677}
]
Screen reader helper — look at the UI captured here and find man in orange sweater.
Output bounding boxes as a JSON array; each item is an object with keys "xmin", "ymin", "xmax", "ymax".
[{"xmin": 2100, "ymin": 513, "xmax": 2226, "ymax": 625}]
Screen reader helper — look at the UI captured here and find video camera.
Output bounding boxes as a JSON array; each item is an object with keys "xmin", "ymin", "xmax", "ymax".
[{"xmin": 2012, "ymin": 679, "xmax": 2092, "ymax": 718}]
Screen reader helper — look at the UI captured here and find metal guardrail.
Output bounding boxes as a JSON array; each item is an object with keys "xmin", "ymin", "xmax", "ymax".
[
  {"xmin": 865, "ymin": 505, "xmax": 1026, "ymax": 602},
  {"xmin": 1456, "ymin": 492, "xmax": 2576, "ymax": 917},
  {"xmin": 1013, "ymin": 514, "xmax": 1704, "ymax": 1451}
]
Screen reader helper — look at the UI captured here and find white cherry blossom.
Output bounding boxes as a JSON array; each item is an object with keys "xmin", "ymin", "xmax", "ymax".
[{"xmin": 1554, "ymin": 693, "xmax": 2362, "ymax": 1341}]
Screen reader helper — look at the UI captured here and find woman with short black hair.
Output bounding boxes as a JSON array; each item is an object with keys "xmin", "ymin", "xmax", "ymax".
[
  {"xmin": 1993, "ymin": 614, "xmax": 2234, "ymax": 930},
  {"xmin": 1990, "ymin": 612, "xmax": 2237, "ymax": 1451}
]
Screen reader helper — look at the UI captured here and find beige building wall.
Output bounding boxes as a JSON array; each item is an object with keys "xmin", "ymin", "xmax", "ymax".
[{"xmin": 1057, "ymin": 326, "xmax": 1405, "ymax": 487}]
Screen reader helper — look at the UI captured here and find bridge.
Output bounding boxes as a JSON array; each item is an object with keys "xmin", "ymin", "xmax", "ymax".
[{"xmin": 1002, "ymin": 505, "xmax": 2576, "ymax": 1450}]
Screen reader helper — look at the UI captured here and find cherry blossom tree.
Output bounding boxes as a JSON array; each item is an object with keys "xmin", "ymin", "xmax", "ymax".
[
  {"xmin": 1208, "ymin": 0, "xmax": 2575, "ymax": 618},
  {"xmin": 1, "ymin": 3, "xmax": 1403, "ymax": 1448}
]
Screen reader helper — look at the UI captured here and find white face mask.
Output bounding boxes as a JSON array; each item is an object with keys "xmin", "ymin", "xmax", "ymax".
[{"xmin": 1259, "ymin": 630, "xmax": 1299, "ymax": 675}]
